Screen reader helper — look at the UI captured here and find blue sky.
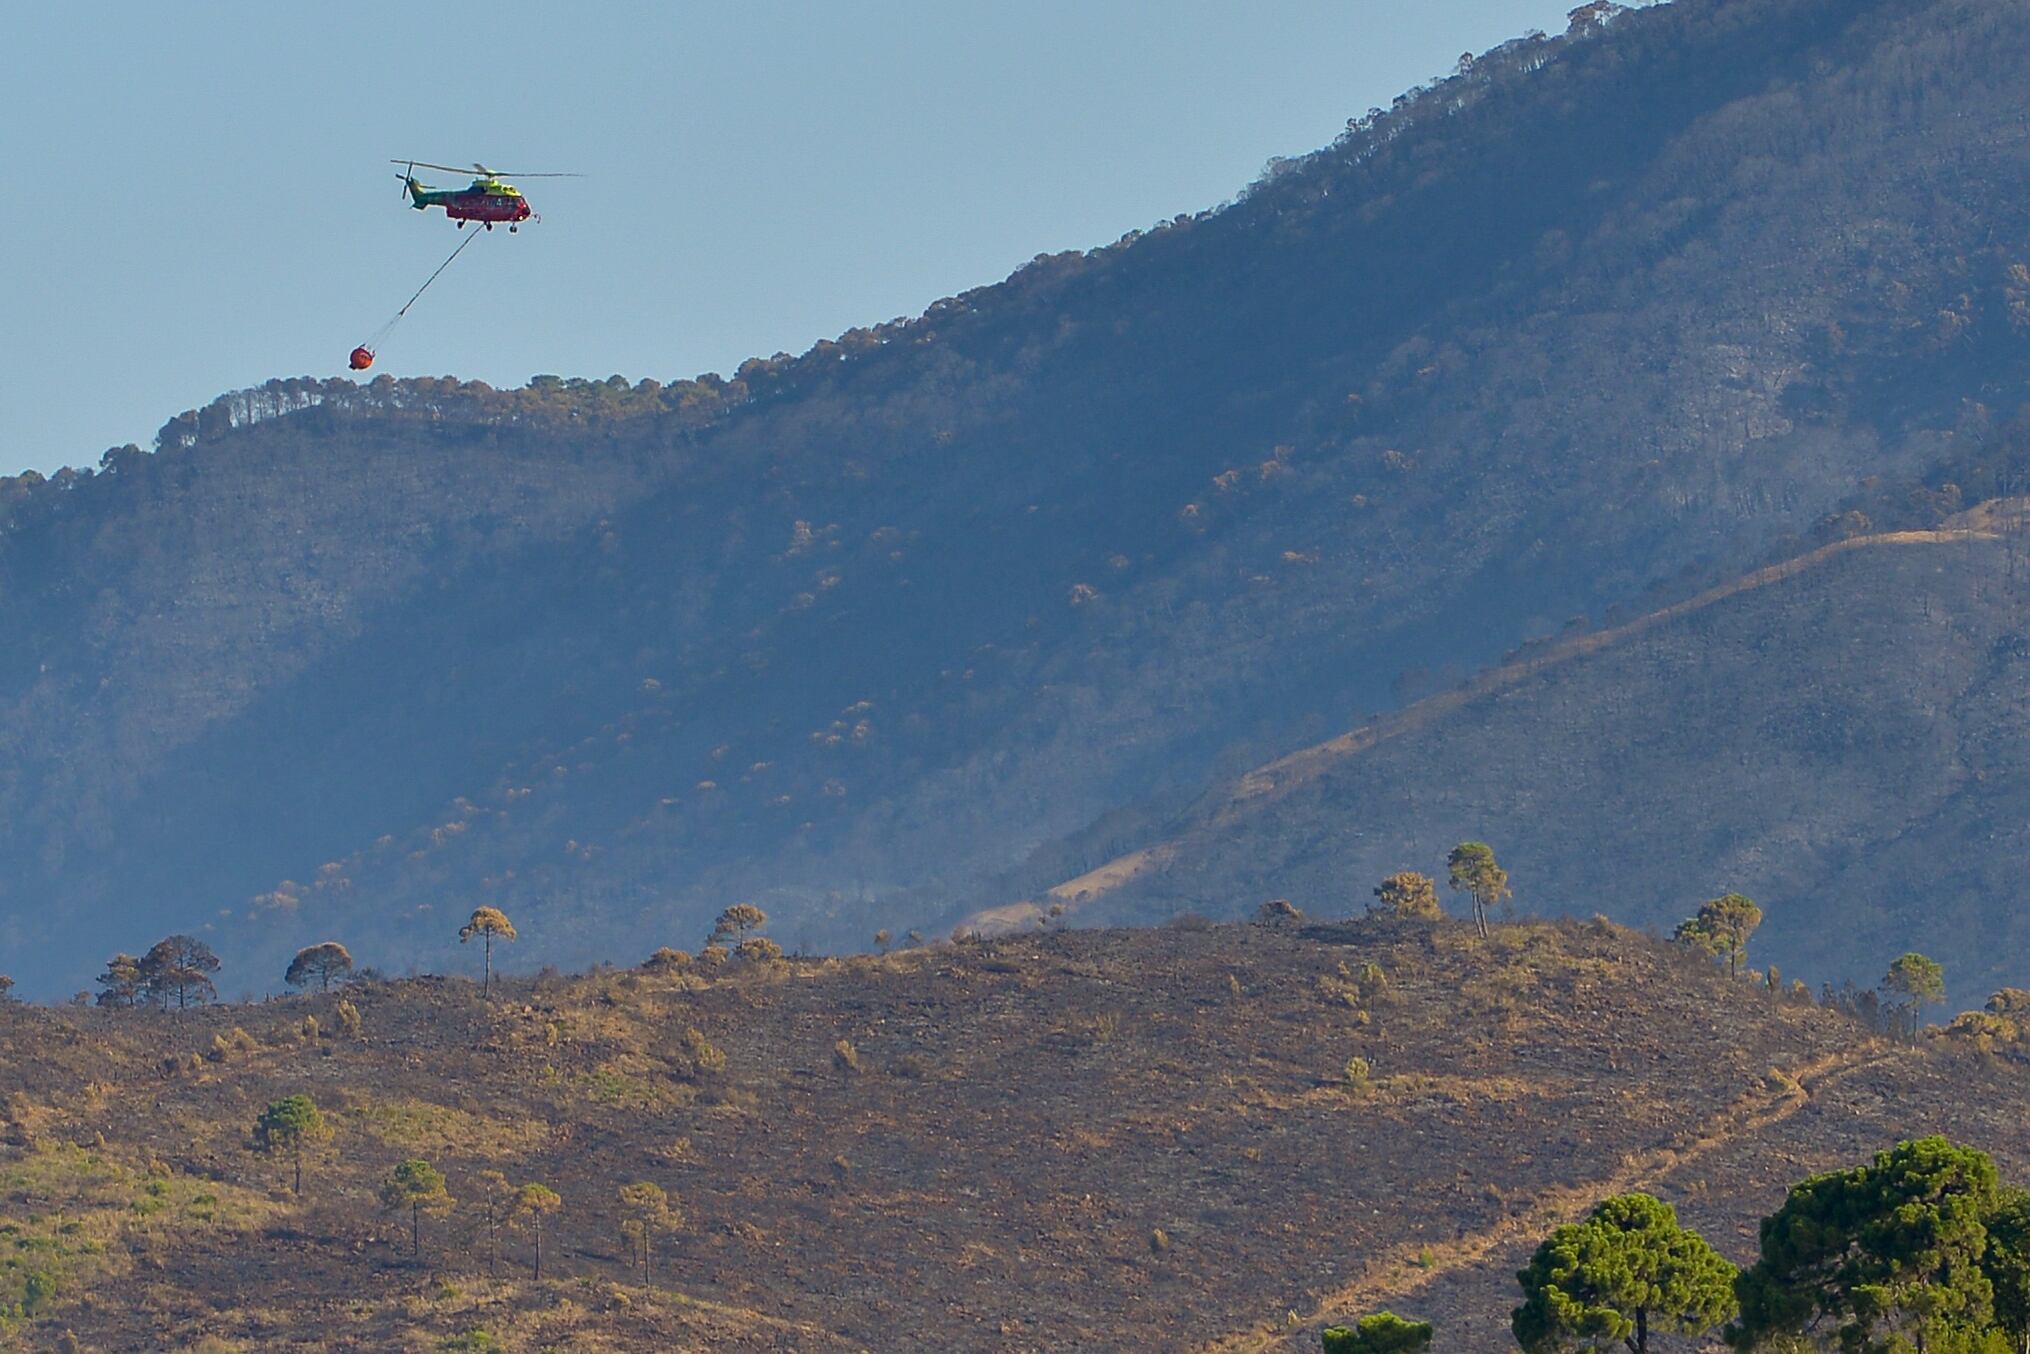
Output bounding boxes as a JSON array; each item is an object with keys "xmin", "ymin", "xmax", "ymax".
[{"xmin": 3, "ymin": 1, "xmax": 1579, "ymax": 476}]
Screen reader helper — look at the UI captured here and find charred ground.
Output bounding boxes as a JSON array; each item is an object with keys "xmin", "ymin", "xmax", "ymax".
[{"xmin": 1, "ymin": 919, "xmax": 2019, "ymax": 1351}]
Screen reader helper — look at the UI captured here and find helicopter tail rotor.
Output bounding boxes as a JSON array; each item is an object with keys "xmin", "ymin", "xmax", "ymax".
[{"xmin": 396, "ymin": 163, "xmax": 426, "ymax": 206}]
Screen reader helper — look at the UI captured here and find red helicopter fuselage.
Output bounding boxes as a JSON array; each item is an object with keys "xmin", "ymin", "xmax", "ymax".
[
  {"xmin": 402, "ymin": 174, "xmax": 535, "ymax": 227},
  {"xmin": 438, "ymin": 191, "xmax": 533, "ymax": 224}
]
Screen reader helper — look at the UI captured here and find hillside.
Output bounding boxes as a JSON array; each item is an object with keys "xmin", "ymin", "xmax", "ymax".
[
  {"xmin": 12, "ymin": 0, "xmax": 2030, "ymax": 994},
  {"xmin": 2, "ymin": 920, "xmax": 2024, "ymax": 1351},
  {"xmin": 1009, "ymin": 519, "xmax": 2030, "ymax": 1002}
]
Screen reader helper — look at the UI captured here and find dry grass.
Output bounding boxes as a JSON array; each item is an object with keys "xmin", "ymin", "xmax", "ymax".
[{"xmin": 344, "ymin": 1097, "xmax": 551, "ymax": 1158}]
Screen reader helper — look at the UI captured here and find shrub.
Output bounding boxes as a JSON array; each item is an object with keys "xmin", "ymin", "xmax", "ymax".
[
  {"xmin": 207, "ymin": 1027, "xmax": 259, "ymax": 1062},
  {"xmin": 335, "ymin": 999, "xmax": 362, "ymax": 1038},
  {"xmin": 1322, "ymin": 1311, "xmax": 1433, "ymax": 1352},
  {"xmin": 677, "ymin": 1027, "xmax": 725, "ymax": 1079},
  {"xmin": 1253, "ymin": 898, "xmax": 1305, "ymax": 926},
  {"xmin": 734, "ymin": 936, "xmax": 783, "ymax": 965},
  {"xmin": 1372, "ymin": 872, "xmax": 1441, "ymax": 920},
  {"xmin": 1344, "ymin": 1057, "xmax": 1373, "ymax": 1094},
  {"xmin": 1989, "ymin": 988, "xmax": 2030, "ymax": 1018},
  {"xmin": 833, "ymin": 1039, "xmax": 862, "ymax": 1076},
  {"xmin": 643, "ymin": 947, "xmax": 691, "ymax": 973},
  {"xmin": 22, "ymin": 1269, "xmax": 56, "ymax": 1316}
]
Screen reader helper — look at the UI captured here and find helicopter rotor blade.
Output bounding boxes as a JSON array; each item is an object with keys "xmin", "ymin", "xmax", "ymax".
[
  {"xmin": 389, "ymin": 158, "xmax": 583, "ymax": 179},
  {"xmin": 390, "ymin": 159, "xmax": 484, "ymax": 176}
]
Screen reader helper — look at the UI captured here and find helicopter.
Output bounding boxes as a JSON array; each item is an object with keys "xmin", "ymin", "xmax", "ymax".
[{"xmin": 391, "ymin": 161, "xmax": 578, "ymax": 232}]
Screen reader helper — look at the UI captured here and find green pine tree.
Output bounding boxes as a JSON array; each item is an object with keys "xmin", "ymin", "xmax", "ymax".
[{"xmin": 1514, "ymin": 1193, "xmax": 1736, "ymax": 1353}]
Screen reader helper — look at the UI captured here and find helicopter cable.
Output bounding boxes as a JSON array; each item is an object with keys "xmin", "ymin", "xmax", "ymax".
[
  {"xmin": 393, "ymin": 225, "xmax": 483, "ymax": 322},
  {"xmin": 355, "ymin": 226, "xmax": 486, "ymax": 359}
]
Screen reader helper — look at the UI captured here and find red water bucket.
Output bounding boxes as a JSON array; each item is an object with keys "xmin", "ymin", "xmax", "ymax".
[{"xmin": 349, "ymin": 346, "xmax": 375, "ymax": 371}]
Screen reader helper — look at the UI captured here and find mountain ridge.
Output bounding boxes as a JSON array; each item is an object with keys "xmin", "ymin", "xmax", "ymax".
[{"xmin": 9, "ymin": 0, "xmax": 2030, "ymax": 996}]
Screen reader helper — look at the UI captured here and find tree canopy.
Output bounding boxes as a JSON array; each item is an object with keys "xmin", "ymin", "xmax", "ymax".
[
  {"xmin": 618, "ymin": 1180, "xmax": 679, "ymax": 1287},
  {"xmin": 709, "ymin": 903, "xmax": 768, "ymax": 947},
  {"xmin": 95, "ymin": 953, "xmax": 142, "ymax": 1007},
  {"xmin": 1984, "ymin": 1191, "xmax": 2030, "ymax": 1354},
  {"xmin": 1883, "ymin": 952, "xmax": 1948, "ymax": 1037},
  {"xmin": 253, "ymin": 1094, "xmax": 331, "ymax": 1196},
  {"xmin": 1730, "ymin": 1136, "xmax": 2005, "ymax": 1352},
  {"xmin": 459, "ymin": 907, "xmax": 518, "ymax": 997},
  {"xmin": 1673, "ymin": 893, "xmax": 1763, "ymax": 978},
  {"xmin": 515, "ymin": 1182, "xmax": 563, "ymax": 1281},
  {"xmin": 1373, "ymin": 871, "xmax": 1442, "ymax": 921},
  {"xmin": 138, "ymin": 935, "xmax": 220, "ymax": 1008},
  {"xmin": 1446, "ymin": 842, "xmax": 1512, "ymax": 939},
  {"xmin": 284, "ymin": 942, "xmax": 354, "ymax": 991},
  {"xmin": 1513, "ymin": 1192, "xmax": 1736, "ymax": 1353},
  {"xmin": 380, "ymin": 1158, "xmax": 453, "ymax": 1257}
]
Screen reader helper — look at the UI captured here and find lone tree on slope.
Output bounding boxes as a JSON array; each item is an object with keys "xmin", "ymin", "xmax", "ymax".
[
  {"xmin": 475, "ymin": 1169, "xmax": 516, "ymax": 1278},
  {"xmin": 1882, "ymin": 952, "xmax": 1947, "ymax": 1040},
  {"xmin": 253, "ymin": 1094, "xmax": 331, "ymax": 1196},
  {"xmin": 459, "ymin": 907, "xmax": 517, "ymax": 998},
  {"xmin": 379, "ymin": 1158, "xmax": 452, "ymax": 1259},
  {"xmin": 514, "ymin": 1182, "xmax": 563, "ymax": 1281},
  {"xmin": 283, "ymin": 941, "xmax": 354, "ymax": 992},
  {"xmin": 138, "ymin": 935, "xmax": 221, "ymax": 1008},
  {"xmin": 1446, "ymin": 842, "xmax": 1511, "ymax": 939},
  {"xmin": 1673, "ymin": 893, "xmax": 1764, "ymax": 978},
  {"xmin": 618, "ymin": 1180, "xmax": 680, "ymax": 1288},
  {"xmin": 709, "ymin": 903, "xmax": 768, "ymax": 949},
  {"xmin": 1513, "ymin": 1193, "xmax": 1736, "ymax": 1354}
]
